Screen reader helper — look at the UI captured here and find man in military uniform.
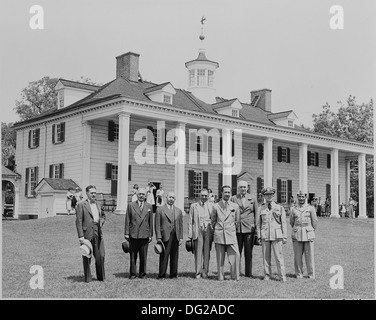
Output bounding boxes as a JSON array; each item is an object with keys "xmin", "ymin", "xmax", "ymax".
[
  {"xmin": 257, "ymin": 187, "xmax": 287, "ymax": 282},
  {"xmin": 231, "ymin": 180, "xmax": 258, "ymax": 277},
  {"xmin": 290, "ymin": 191, "xmax": 318, "ymax": 279}
]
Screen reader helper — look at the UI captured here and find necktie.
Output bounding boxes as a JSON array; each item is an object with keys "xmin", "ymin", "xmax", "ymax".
[
  {"xmin": 268, "ymin": 203, "xmax": 272, "ymax": 210},
  {"xmin": 139, "ymin": 202, "xmax": 143, "ymax": 210}
]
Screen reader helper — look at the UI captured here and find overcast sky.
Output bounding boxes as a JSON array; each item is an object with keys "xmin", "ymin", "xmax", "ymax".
[{"xmin": 1, "ymin": 0, "xmax": 375, "ymax": 127}]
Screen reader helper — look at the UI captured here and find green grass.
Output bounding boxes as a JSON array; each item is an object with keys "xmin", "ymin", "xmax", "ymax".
[{"xmin": 2, "ymin": 213, "xmax": 374, "ymax": 299}]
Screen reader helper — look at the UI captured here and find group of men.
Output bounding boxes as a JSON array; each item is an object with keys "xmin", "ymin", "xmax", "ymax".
[{"xmin": 75, "ymin": 182, "xmax": 318, "ymax": 283}]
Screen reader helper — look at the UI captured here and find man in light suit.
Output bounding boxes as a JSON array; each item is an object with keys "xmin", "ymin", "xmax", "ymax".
[
  {"xmin": 124, "ymin": 187, "xmax": 153, "ymax": 279},
  {"xmin": 155, "ymin": 192, "xmax": 183, "ymax": 279},
  {"xmin": 231, "ymin": 180, "xmax": 259, "ymax": 277},
  {"xmin": 75, "ymin": 185, "xmax": 106, "ymax": 282},
  {"xmin": 188, "ymin": 188, "xmax": 213, "ymax": 279},
  {"xmin": 290, "ymin": 190, "xmax": 318, "ymax": 279},
  {"xmin": 211, "ymin": 185, "xmax": 240, "ymax": 281}
]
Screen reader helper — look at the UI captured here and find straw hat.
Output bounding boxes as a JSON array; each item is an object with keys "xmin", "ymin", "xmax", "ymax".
[{"xmin": 80, "ymin": 239, "xmax": 93, "ymax": 258}]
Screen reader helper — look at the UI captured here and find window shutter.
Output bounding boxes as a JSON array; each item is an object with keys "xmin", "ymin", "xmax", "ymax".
[
  {"xmin": 257, "ymin": 177, "xmax": 262, "ymax": 196},
  {"xmin": 105, "ymin": 163, "xmax": 112, "ymax": 180},
  {"xmin": 258, "ymin": 143, "xmax": 263, "ymax": 160},
  {"xmin": 147, "ymin": 126, "xmax": 154, "ymax": 146},
  {"xmin": 327, "ymin": 154, "xmax": 331, "ymax": 168},
  {"xmin": 287, "ymin": 180, "xmax": 292, "ymax": 202},
  {"xmin": 231, "ymin": 136, "xmax": 235, "ymax": 157},
  {"xmin": 231, "ymin": 175, "xmax": 237, "ymax": 196},
  {"xmin": 188, "ymin": 170, "xmax": 194, "ymax": 198},
  {"xmin": 189, "ymin": 131, "xmax": 196, "ymax": 151},
  {"xmin": 108, "ymin": 121, "xmax": 115, "ymax": 141},
  {"xmin": 287, "ymin": 148, "xmax": 290, "ymax": 163},
  {"xmin": 202, "ymin": 133, "xmax": 208, "ymax": 153},
  {"xmin": 33, "ymin": 167, "xmax": 39, "ymax": 196},
  {"xmin": 28, "ymin": 130, "xmax": 31, "ymax": 148},
  {"xmin": 326, "ymin": 184, "xmax": 331, "ymax": 199},
  {"xmin": 158, "ymin": 127, "xmax": 166, "ymax": 147},
  {"xmin": 218, "ymin": 173, "xmax": 223, "ymax": 198},
  {"xmin": 277, "ymin": 147, "xmax": 282, "ymax": 162},
  {"xmin": 25, "ymin": 168, "xmax": 30, "ymax": 196},
  {"xmin": 35, "ymin": 128, "xmax": 40, "ymax": 147},
  {"xmin": 307, "ymin": 151, "xmax": 311, "ymax": 166},
  {"xmin": 315, "ymin": 152, "xmax": 319, "ymax": 167},
  {"xmin": 203, "ymin": 171, "xmax": 208, "ymax": 190},
  {"xmin": 49, "ymin": 165, "xmax": 53, "ymax": 178},
  {"xmin": 128, "ymin": 165, "xmax": 131, "ymax": 181},
  {"xmin": 60, "ymin": 122, "xmax": 65, "ymax": 142},
  {"xmin": 220, "ymin": 137, "xmax": 223, "ymax": 155},
  {"xmin": 59, "ymin": 163, "xmax": 64, "ymax": 178},
  {"xmin": 52, "ymin": 124, "xmax": 55, "ymax": 144},
  {"xmin": 277, "ymin": 179, "xmax": 282, "ymax": 203}
]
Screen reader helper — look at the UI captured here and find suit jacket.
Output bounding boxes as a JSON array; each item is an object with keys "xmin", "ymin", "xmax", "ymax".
[
  {"xmin": 231, "ymin": 193, "xmax": 258, "ymax": 233},
  {"xmin": 290, "ymin": 204, "xmax": 317, "ymax": 242},
  {"xmin": 188, "ymin": 201, "xmax": 213, "ymax": 240},
  {"xmin": 211, "ymin": 200, "xmax": 240, "ymax": 245},
  {"xmin": 257, "ymin": 201, "xmax": 287, "ymax": 241},
  {"xmin": 155, "ymin": 204, "xmax": 183, "ymax": 242},
  {"xmin": 124, "ymin": 201, "xmax": 153, "ymax": 239},
  {"xmin": 76, "ymin": 200, "xmax": 106, "ymax": 241}
]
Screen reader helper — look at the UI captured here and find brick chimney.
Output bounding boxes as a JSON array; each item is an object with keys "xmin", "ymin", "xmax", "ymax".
[
  {"xmin": 250, "ymin": 89, "xmax": 272, "ymax": 112},
  {"xmin": 116, "ymin": 52, "xmax": 140, "ymax": 82}
]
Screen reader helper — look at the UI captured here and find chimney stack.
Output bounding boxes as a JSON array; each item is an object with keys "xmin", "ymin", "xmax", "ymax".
[
  {"xmin": 250, "ymin": 89, "xmax": 272, "ymax": 112},
  {"xmin": 116, "ymin": 52, "xmax": 140, "ymax": 82}
]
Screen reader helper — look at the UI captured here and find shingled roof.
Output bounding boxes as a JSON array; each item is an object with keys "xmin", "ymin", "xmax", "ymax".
[{"xmin": 36, "ymin": 178, "xmax": 79, "ymax": 191}]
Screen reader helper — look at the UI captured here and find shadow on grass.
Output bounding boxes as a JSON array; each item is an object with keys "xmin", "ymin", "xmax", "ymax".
[{"xmin": 65, "ymin": 275, "xmax": 87, "ymax": 283}]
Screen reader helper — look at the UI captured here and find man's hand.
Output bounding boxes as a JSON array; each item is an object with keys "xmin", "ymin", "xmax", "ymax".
[
  {"xmin": 282, "ymin": 238, "xmax": 287, "ymax": 245},
  {"xmin": 125, "ymin": 235, "xmax": 129, "ymax": 240},
  {"xmin": 79, "ymin": 237, "xmax": 85, "ymax": 245},
  {"xmin": 148, "ymin": 237, "xmax": 152, "ymax": 243},
  {"xmin": 179, "ymin": 239, "xmax": 183, "ymax": 246}
]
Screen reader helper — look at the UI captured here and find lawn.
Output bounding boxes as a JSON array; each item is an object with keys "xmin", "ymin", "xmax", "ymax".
[{"xmin": 1, "ymin": 213, "xmax": 374, "ymax": 299}]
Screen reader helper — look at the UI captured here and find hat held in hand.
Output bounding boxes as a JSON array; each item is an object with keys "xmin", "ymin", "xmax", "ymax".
[
  {"xmin": 154, "ymin": 240, "xmax": 165, "ymax": 254},
  {"xmin": 185, "ymin": 238, "xmax": 195, "ymax": 254},
  {"xmin": 122, "ymin": 239, "xmax": 131, "ymax": 253},
  {"xmin": 80, "ymin": 239, "xmax": 93, "ymax": 258}
]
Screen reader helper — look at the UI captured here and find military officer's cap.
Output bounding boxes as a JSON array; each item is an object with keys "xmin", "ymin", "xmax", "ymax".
[
  {"xmin": 261, "ymin": 187, "xmax": 275, "ymax": 195},
  {"xmin": 297, "ymin": 190, "xmax": 307, "ymax": 196}
]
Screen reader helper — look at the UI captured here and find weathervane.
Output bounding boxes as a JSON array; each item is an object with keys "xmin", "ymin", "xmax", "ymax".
[{"xmin": 199, "ymin": 16, "xmax": 206, "ymax": 41}]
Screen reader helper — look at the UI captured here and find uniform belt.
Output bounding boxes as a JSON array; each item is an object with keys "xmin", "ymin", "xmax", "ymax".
[{"xmin": 295, "ymin": 223, "xmax": 310, "ymax": 227}]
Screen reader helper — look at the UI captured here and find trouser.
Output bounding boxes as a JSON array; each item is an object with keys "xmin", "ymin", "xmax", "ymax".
[
  {"xmin": 193, "ymin": 225, "xmax": 213, "ymax": 278},
  {"xmin": 292, "ymin": 241, "xmax": 315, "ymax": 278},
  {"xmin": 129, "ymin": 238, "xmax": 149, "ymax": 277},
  {"xmin": 261, "ymin": 240, "xmax": 285, "ymax": 279},
  {"xmin": 236, "ymin": 232, "xmax": 255, "ymax": 277},
  {"xmin": 82, "ymin": 224, "xmax": 105, "ymax": 282},
  {"xmin": 215, "ymin": 243, "xmax": 240, "ymax": 280},
  {"xmin": 158, "ymin": 229, "xmax": 179, "ymax": 278}
]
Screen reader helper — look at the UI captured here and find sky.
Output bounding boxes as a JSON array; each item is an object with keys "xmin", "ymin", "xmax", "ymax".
[{"xmin": 0, "ymin": 0, "xmax": 375, "ymax": 128}]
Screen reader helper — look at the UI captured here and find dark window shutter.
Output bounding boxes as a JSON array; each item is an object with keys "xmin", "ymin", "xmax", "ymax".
[
  {"xmin": 220, "ymin": 137, "xmax": 223, "ymax": 155},
  {"xmin": 60, "ymin": 122, "xmax": 65, "ymax": 142},
  {"xmin": 147, "ymin": 126, "xmax": 154, "ymax": 146},
  {"xmin": 287, "ymin": 148, "xmax": 290, "ymax": 163},
  {"xmin": 327, "ymin": 154, "xmax": 331, "ymax": 168},
  {"xmin": 307, "ymin": 151, "xmax": 311, "ymax": 166},
  {"xmin": 35, "ymin": 128, "xmax": 40, "ymax": 147},
  {"xmin": 258, "ymin": 143, "xmax": 263, "ymax": 160},
  {"xmin": 277, "ymin": 146, "xmax": 282, "ymax": 162},
  {"xmin": 111, "ymin": 180, "xmax": 117, "ymax": 196},
  {"xmin": 231, "ymin": 136, "xmax": 235, "ymax": 157},
  {"xmin": 315, "ymin": 152, "xmax": 319, "ymax": 167},
  {"xmin": 257, "ymin": 177, "xmax": 262, "ymax": 195},
  {"xmin": 326, "ymin": 184, "xmax": 331, "ymax": 199},
  {"xmin": 108, "ymin": 121, "xmax": 115, "ymax": 141},
  {"xmin": 203, "ymin": 171, "xmax": 209, "ymax": 190},
  {"xmin": 52, "ymin": 124, "xmax": 55, "ymax": 144},
  {"xmin": 128, "ymin": 165, "xmax": 131, "ymax": 181},
  {"xmin": 277, "ymin": 179, "xmax": 282, "ymax": 203},
  {"xmin": 197, "ymin": 136, "xmax": 201, "ymax": 152},
  {"xmin": 49, "ymin": 165, "xmax": 53, "ymax": 178},
  {"xmin": 231, "ymin": 175, "xmax": 237, "ymax": 196},
  {"xmin": 33, "ymin": 167, "xmax": 39, "ymax": 196},
  {"xmin": 218, "ymin": 173, "xmax": 223, "ymax": 197},
  {"xmin": 28, "ymin": 130, "xmax": 31, "ymax": 148},
  {"xmin": 25, "ymin": 168, "xmax": 30, "ymax": 196},
  {"xmin": 188, "ymin": 170, "xmax": 194, "ymax": 198},
  {"xmin": 105, "ymin": 163, "xmax": 112, "ymax": 180},
  {"xmin": 59, "ymin": 163, "xmax": 64, "ymax": 178},
  {"xmin": 287, "ymin": 180, "xmax": 292, "ymax": 201}
]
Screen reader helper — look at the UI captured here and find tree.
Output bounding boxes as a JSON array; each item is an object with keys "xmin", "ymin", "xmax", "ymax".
[
  {"xmin": 312, "ymin": 96, "xmax": 374, "ymax": 216},
  {"xmin": 1, "ymin": 122, "xmax": 17, "ymax": 170}
]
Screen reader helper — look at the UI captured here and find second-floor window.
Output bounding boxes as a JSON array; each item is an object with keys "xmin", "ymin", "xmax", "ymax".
[
  {"xmin": 277, "ymin": 146, "xmax": 291, "ymax": 163},
  {"xmin": 28, "ymin": 128, "xmax": 40, "ymax": 149},
  {"xmin": 52, "ymin": 122, "xmax": 65, "ymax": 144}
]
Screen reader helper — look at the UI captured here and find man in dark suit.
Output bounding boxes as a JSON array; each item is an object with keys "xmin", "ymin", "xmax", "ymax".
[
  {"xmin": 231, "ymin": 180, "xmax": 259, "ymax": 277},
  {"xmin": 75, "ymin": 185, "xmax": 106, "ymax": 282},
  {"xmin": 155, "ymin": 191, "xmax": 183, "ymax": 279},
  {"xmin": 124, "ymin": 187, "xmax": 153, "ymax": 279}
]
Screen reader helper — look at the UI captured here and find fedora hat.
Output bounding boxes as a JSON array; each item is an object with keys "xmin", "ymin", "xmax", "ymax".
[
  {"xmin": 80, "ymin": 239, "xmax": 93, "ymax": 258},
  {"xmin": 185, "ymin": 238, "xmax": 195, "ymax": 254},
  {"xmin": 154, "ymin": 241, "xmax": 165, "ymax": 254},
  {"xmin": 122, "ymin": 239, "xmax": 131, "ymax": 253}
]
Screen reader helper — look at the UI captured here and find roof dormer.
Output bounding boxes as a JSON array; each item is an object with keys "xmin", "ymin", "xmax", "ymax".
[
  {"xmin": 212, "ymin": 98, "xmax": 242, "ymax": 118},
  {"xmin": 268, "ymin": 110, "xmax": 298, "ymax": 128},
  {"xmin": 144, "ymin": 82, "xmax": 176, "ymax": 105}
]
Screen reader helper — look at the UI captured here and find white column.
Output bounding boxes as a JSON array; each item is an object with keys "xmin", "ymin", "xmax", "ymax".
[
  {"xmin": 299, "ymin": 143, "xmax": 308, "ymax": 193},
  {"xmin": 330, "ymin": 148, "xmax": 340, "ymax": 218},
  {"xmin": 174, "ymin": 122, "xmax": 186, "ymax": 212},
  {"xmin": 115, "ymin": 112, "xmax": 130, "ymax": 215},
  {"xmin": 13, "ymin": 185, "xmax": 19, "ymax": 219},
  {"xmin": 358, "ymin": 153, "xmax": 367, "ymax": 218},
  {"xmin": 81, "ymin": 121, "xmax": 92, "ymax": 190},
  {"xmin": 346, "ymin": 160, "xmax": 351, "ymax": 202},
  {"xmin": 263, "ymin": 137, "xmax": 273, "ymax": 188},
  {"xmin": 222, "ymin": 128, "xmax": 232, "ymax": 188}
]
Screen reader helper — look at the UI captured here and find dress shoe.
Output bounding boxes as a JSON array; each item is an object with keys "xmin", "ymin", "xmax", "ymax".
[
  {"xmin": 129, "ymin": 275, "xmax": 137, "ymax": 279},
  {"xmin": 296, "ymin": 274, "xmax": 303, "ymax": 279},
  {"xmin": 264, "ymin": 276, "xmax": 270, "ymax": 281},
  {"xmin": 281, "ymin": 276, "xmax": 287, "ymax": 282}
]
